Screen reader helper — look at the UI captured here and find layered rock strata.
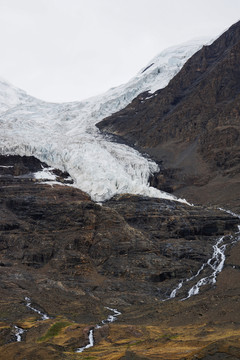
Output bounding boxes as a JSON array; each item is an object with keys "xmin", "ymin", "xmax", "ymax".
[{"xmin": 97, "ymin": 21, "xmax": 240, "ymax": 211}]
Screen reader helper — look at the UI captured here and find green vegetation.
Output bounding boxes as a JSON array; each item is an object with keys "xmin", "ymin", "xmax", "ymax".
[
  {"xmin": 155, "ymin": 332, "xmax": 179, "ymax": 340},
  {"xmin": 39, "ymin": 321, "xmax": 71, "ymax": 341}
]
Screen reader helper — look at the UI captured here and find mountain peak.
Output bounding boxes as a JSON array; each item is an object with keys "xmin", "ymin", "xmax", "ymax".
[{"xmin": 97, "ymin": 20, "xmax": 240, "ymax": 209}]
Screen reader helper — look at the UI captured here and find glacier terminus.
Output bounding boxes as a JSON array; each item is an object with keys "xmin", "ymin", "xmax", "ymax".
[{"xmin": 0, "ymin": 39, "xmax": 210, "ymax": 202}]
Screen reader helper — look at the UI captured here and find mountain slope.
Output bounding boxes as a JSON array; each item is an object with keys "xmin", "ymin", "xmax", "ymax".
[
  {"xmin": 0, "ymin": 155, "xmax": 239, "ymax": 360},
  {"xmin": 0, "ymin": 39, "xmax": 208, "ymax": 202},
  {"xmin": 0, "ymin": 77, "xmax": 37, "ymax": 113},
  {"xmin": 1, "ymin": 28, "xmax": 240, "ymax": 360},
  {"xmin": 97, "ymin": 21, "xmax": 240, "ymax": 210}
]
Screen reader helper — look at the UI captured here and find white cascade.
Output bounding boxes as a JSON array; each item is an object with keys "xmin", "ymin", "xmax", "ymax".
[
  {"xmin": 76, "ymin": 307, "xmax": 121, "ymax": 353},
  {"xmin": 168, "ymin": 210, "xmax": 240, "ymax": 300},
  {"xmin": 25, "ymin": 297, "xmax": 50, "ymax": 320},
  {"xmin": 14, "ymin": 325, "xmax": 25, "ymax": 342}
]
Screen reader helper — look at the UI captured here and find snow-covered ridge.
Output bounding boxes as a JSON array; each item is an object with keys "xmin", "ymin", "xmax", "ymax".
[
  {"xmin": 0, "ymin": 77, "xmax": 36, "ymax": 113},
  {"xmin": 0, "ymin": 39, "xmax": 210, "ymax": 202},
  {"xmin": 139, "ymin": 37, "xmax": 213, "ymax": 93}
]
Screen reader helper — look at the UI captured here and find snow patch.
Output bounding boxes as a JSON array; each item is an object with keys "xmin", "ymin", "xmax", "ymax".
[{"xmin": 34, "ymin": 167, "xmax": 57, "ymax": 181}]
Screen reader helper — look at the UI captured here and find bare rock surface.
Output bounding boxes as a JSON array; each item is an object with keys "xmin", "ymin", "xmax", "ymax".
[
  {"xmin": 97, "ymin": 21, "xmax": 240, "ymax": 212},
  {"xmin": 0, "ymin": 155, "xmax": 240, "ymax": 359}
]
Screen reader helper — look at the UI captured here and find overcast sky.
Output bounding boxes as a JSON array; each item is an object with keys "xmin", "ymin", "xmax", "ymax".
[{"xmin": 0, "ymin": 0, "xmax": 239, "ymax": 102}]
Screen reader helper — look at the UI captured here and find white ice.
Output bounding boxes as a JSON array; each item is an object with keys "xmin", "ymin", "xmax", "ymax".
[
  {"xmin": 0, "ymin": 39, "xmax": 210, "ymax": 202},
  {"xmin": 34, "ymin": 167, "xmax": 57, "ymax": 181}
]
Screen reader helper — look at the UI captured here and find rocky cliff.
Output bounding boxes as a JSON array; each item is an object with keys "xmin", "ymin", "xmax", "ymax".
[
  {"xmin": 0, "ymin": 156, "xmax": 240, "ymax": 359},
  {"xmin": 97, "ymin": 21, "xmax": 240, "ymax": 211}
]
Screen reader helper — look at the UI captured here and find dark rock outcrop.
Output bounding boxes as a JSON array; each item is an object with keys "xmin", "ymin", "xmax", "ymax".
[
  {"xmin": 97, "ymin": 21, "xmax": 240, "ymax": 210},
  {"xmin": 0, "ymin": 156, "xmax": 238, "ymax": 313},
  {"xmin": 0, "ymin": 157, "xmax": 240, "ymax": 358}
]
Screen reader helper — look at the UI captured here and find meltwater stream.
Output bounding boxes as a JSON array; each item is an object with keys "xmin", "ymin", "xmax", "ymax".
[
  {"xmin": 25, "ymin": 297, "xmax": 50, "ymax": 320},
  {"xmin": 13, "ymin": 297, "xmax": 50, "ymax": 342},
  {"xmin": 76, "ymin": 216, "xmax": 239, "ymax": 354},
  {"xmin": 76, "ymin": 307, "xmax": 121, "ymax": 353},
  {"xmin": 168, "ymin": 209, "xmax": 240, "ymax": 301},
  {"xmin": 14, "ymin": 325, "xmax": 25, "ymax": 342}
]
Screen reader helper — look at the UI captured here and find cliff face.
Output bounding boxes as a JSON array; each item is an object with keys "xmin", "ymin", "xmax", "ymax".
[
  {"xmin": 0, "ymin": 155, "xmax": 240, "ymax": 359},
  {"xmin": 97, "ymin": 21, "xmax": 240, "ymax": 209},
  {"xmin": 1, "ymin": 156, "xmax": 237, "ymax": 306}
]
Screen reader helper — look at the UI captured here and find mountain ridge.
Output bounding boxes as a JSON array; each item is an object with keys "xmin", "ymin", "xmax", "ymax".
[{"xmin": 97, "ymin": 20, "xmax": 240, "ymax": 211}]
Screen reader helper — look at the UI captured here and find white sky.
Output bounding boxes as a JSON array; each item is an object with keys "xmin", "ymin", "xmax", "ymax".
[{"xmin": 0, "ymin": 0, "xmax": 239, "ymax": 102}]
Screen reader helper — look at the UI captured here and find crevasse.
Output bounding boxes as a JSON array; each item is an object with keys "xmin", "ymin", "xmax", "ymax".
[{"xmin": 0, "ymin": 39, "xmax": 210, "ymax": 202}]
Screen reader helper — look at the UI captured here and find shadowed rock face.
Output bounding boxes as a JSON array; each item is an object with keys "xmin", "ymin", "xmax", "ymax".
[
  {"xmin": 97, "ymin": 21, "xmax": 240, "ymax": 210},
  {"xmin": 0, "ymin": 156, "xmax": 240, "ymax": 359},
  {"xmin": 0, "ymin": 156, "xmax": 238, "ymax": 306}
]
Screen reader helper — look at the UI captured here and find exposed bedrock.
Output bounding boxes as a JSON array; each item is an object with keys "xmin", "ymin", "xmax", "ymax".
[
  {"xmin": 97, "ymin": 21, "xmax": 240, "ymax": 211},
  {"xmin": 0, "ymin": 155, "xmax": 238, "ymax": 311},
  {"xmin": 0, "ymin": 158, "xmax": 240, "ymax": 359}
]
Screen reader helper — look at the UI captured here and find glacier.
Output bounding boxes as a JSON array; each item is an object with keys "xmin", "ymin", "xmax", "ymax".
[{"xmin": 0, "ymin": 39, "xmax": 210, "ymax": 202}]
